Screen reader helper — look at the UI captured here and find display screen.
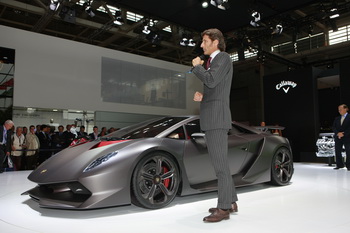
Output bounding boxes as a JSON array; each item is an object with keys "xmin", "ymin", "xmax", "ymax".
[{"xmin": 101, "ymin": 57, "xmax": 187, "ymax": 109}]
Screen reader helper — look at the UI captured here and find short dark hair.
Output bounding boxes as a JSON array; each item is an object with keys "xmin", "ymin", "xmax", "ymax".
[
  {"xmin": 201, "ymin": 28, "xmax": 226, "ymax": 51},
  {"xmin": 340, "ymin": 104, "xmax": 349, "ymax": 110},
  {"xmin": 40, "ymin": 124, "xmax": 47, "ymax": 130}
]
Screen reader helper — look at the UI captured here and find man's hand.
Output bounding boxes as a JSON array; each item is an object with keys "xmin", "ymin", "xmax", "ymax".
[
  {"xmin": 193, "ymin": 91, "xmax": 203, "ymax": 102},
  {"xmin": 337, "ymin": 132, "xmax": 344, "ymax": 139},
  {"xmin": 192, "ymin": 56, "xmax": 204, "ymax": 67}
]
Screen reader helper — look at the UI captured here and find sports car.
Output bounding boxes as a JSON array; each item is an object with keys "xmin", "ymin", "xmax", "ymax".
[{"xmin": 23, "ymin": 116, "xmax": 294, "ymax": 210}]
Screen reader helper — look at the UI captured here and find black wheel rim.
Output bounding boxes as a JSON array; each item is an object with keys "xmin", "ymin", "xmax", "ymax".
[
  {"xmin": 273, "ymin": 149, "xmax": 293, "ymax": 183},
  {"xmin": 137, "ymin": 155, "xmax": 178, "ymax": 206}
]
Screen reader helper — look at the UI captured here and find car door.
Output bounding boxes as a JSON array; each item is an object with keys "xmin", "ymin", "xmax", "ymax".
[{"xmin": 182, "ymin": 119, "xmax": 249, "ymax": 185}]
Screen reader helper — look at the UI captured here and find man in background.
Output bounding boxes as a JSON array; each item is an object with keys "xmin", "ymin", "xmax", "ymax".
[
  {"xmin": 332, "ymin": 104, "xmax": 350, "ymax": 170},
  {"xmin": 0, "ymin": 120, "xmax": 14, "ymax": 173}
]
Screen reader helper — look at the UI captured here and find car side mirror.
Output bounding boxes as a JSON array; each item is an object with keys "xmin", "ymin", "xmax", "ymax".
[{"xmin": 191, "ymin": 133, "xmax": 207, "ymax": 147}]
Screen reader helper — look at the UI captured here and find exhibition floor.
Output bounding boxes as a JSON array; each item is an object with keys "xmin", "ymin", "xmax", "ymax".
[{"xmin": 1, "ymin": 163, "xmax": 349, "ymax": 233}]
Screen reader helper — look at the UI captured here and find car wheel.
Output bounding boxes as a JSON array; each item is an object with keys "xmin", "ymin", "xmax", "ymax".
[
  {"xmin": 131, "ymin": 152, "xmax": 180, "ymax": 209},
  {"xmin": 270, "ymin": 147, "xmax": 294, "ymax": 186}
]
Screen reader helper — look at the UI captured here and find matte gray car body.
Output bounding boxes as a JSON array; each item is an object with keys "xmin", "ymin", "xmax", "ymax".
[{"xmin": 24, "ymin": 116, "xmax": 294, "ymax": 209}]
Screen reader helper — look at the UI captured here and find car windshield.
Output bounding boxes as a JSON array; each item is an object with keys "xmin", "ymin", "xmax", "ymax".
[{"xmin": 100, "ymin": 117, "xmax": 188, "ymax": 140}]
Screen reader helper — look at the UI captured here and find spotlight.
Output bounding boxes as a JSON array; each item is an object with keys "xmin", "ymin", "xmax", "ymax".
[
  {"xmin": 210, "ymin": 0, "xmax": 230, "ymax": 10},
  {"xmin": 146, "ymin": 32, "xmax": 161, "ymax": 46},
  {"xmin": 250, "ymin": 11, "xmax": 260, "ymax": 27},
  {"xmin": 59, "ymin": 6, "xmax": 76, "ymax": 23},
  {"xmin": 329, "ymin": 8, "xmax": 339, "ymax": 19},
  {"xmin": 180, "ymin": 38, "xmax": 196, "ymax": 47},
  {"xmin": 188, "ymin": 39, "xmax": 196, "ymax": 47},
  {"xmin": 273, "ymin": 24, "xmax": 283, "ymax": 35},
  {"xmin": 113, "ymin": 11, "xmax": 124, "ymax": 25},
  {"xmin": 142, "ymin": 20, "xmax": 151, "ymax": 34},
  {"xmin": 85, "ymin": 6, "xmax": 95, "ymax": 17},
  {"xmin": 49, "ymin": 0, "xmax": 60, "ymax": 11},
  {"xmin": 202, "ymin": 1, "xmax": 209, "ymax": 8},
  {"xmin": 142, "ymin": 25, "xmax": 151, "ymax": 34},
  {"xmin": 180, "ymin": 37, "xmax": 188, "ymax": 46}
]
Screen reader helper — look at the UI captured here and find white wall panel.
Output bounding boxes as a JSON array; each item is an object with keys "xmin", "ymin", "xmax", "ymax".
[{"xmin": 0, "ymin": 25, "xmax": 201, "ymax": 116}]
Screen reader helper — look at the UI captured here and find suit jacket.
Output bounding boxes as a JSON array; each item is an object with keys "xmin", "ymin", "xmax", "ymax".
[
  {"xmin": 0, "ymin": 126, "xmax": 12, "ymax": 153},
  {"xmin": 332, "ymin": 113, "xmax": 350, "ymax": 140},
  {"xmin": 89, "ymin": 133, "xmax": 98, "ymax": 140},
  {"xmin": 192, "ymin": 51, "xmax": 233, "ymax": 131},
  {"xmin": 37, "ymin": 131, "xmax": 51, "ymax": 149}
]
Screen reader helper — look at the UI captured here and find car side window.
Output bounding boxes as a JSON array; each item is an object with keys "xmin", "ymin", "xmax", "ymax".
[
  {"xmin": 185, "ymin": 119, "xmax": 201, "ymax": 139},
  {"xmin": 166, "ymin": 126, "xmax": 186, "ymax": 140}
]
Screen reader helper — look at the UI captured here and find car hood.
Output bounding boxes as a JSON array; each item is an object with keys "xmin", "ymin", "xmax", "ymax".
[{"xmin": 28, "ymin": 139, "xmax": 135, "ymax": 184}]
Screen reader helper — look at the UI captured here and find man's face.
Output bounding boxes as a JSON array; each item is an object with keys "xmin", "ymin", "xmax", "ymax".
[
  {"xmin": 338, "ymin": 106, "xmax": 348, "ymax": 116},
  {"xmin": 16, "ymin": 128, "xmax": 23, "ymax": 135},
  {"xmin": 4, "ymin": 123, "xmax": 13, "ymax": 130},
  {"xmin": 30, "ymin": 127, "xmax": 35, "ymax": 134},
  {"xmin": 201, "ymin": 35, "xmax": 218, "ymax": 55}
]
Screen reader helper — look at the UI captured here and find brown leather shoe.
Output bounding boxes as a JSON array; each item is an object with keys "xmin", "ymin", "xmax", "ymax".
[
  {"xmin": 208, "ymin": 202, "xmax": 238, "ymax": 214},
  {"xmin": 203, "ymin": 208, "xmax": 230, "ymax": 222}
]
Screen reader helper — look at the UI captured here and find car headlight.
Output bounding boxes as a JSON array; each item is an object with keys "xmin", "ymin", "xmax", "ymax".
[{"xmin": 83, "ymin": 151, "xmax": 118, "ymax": 172}]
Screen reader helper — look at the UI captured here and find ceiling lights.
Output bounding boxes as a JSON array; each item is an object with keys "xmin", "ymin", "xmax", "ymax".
[
  {"xmin": 180, "ymin": 37, "xmax": 196, "ymax": 47},
  {"xmin": 273, "ymin": 24, "xmax": 283, "ymax": 35},
  {"xmin": 201, "ymin": 1, "xmax": 209, "ymax": 8},
  {"xmin": 142, "ymin": 19, "xmax": 152, "ymax": 34},
  {"xmin": 329, "ymin": 8, "xmax": 339, "ymax": 19},
  {"xmin": 210, "ymin": 0, "xmax": 230, "ymax": 10},
  {"xmin": 113, "ymin": 10, "xmax": 124, "ymax": 25},
  {"xmin": 250, "ymin": 11, "xmax": 260, "ymax": 27},
  {"xmin": 142, "ymin": 25, "xmax": 151, "ymax": 34},
  {"xmin": 146, "ymin": 32, "xmax": 161, "ymax": 46},
  {"xmin": 49, "ymin": 0, "xmax": 60, "ymax": 11}
]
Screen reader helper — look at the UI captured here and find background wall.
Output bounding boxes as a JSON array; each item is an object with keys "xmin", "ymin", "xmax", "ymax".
[
  {"xmin": 0, "ymin": 25, "xmax": 201, "ymax": 117},
  {"xmin": 263, "ymin": 67, "xmax": 321, "ymax": 162}
]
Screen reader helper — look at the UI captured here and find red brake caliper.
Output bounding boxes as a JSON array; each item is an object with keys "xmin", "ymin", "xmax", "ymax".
[{"xmin": 162, "ymin": 167, "xmax": 170, "ymax": 188}]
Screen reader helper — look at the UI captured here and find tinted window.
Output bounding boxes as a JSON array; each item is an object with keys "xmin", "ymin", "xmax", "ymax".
[
  {"xmin": 185, "ymin": 119, "xmax": 201, "ymax": 138},
  {"xmin": 166, "ymin": 126, "xmax": 186, "ymax": 140},
  {"xmin": 101, "ymin": 117, "xmax": 187, "ymax": 140},
  {"xmin": 230, "ymin": 124, "xmax": 255, "ymax": 135}
]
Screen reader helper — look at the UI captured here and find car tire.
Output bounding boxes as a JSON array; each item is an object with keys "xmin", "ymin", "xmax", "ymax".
[
  {"xmin": 270, "ymin": 147, "xmax": 294, "ymax": 186},
  {"xmin": 131, "ymin": 152, "xmax": 180, "ymax": 209}
]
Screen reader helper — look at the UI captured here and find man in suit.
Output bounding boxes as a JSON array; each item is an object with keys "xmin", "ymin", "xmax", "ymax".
[
  {"xmin": 332, "ymin": 104, "xmax": 350, "ymax": 170},
  {"xmin": 36, "ymin": 124, "xmax": 52, "ymax": 165},
  {"xmin": 192, "ymin": 28, "xmax": 238, "ymax": 222},
  {"xmin": 0, "ymin": 120, "xmax": 14, "ymax": 173},
  {"xmin": 89, "ymin": 126, "xmax": 99, "ymax": 140}
]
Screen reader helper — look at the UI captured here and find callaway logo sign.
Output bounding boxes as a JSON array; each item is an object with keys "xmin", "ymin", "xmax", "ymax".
[{"xmin": 275, "ymin": 80, "xmax": 297, "ymax": 93}]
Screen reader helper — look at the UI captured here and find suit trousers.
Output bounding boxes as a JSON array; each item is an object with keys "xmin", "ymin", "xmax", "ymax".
[
  {"xmin": 0, "ymin": 146, "xmax": 5, "ymax": 171},
  {"xmin": 334, "ymin": 137, "xmax": 350, "ymax": 168},
  {"xmin": 205, "ymin": 129, "xmax": 238, "ymax": 209}
]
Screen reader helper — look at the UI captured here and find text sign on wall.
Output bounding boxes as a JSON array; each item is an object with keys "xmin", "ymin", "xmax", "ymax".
[{"xmin": 275, "ymin": 80, "xmax": 297, "ymax": 93}]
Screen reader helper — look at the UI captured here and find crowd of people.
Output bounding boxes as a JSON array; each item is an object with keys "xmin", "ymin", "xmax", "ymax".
[{"xmin": 2, "ymin": 122, "xmax": 118, "ymax": 171}]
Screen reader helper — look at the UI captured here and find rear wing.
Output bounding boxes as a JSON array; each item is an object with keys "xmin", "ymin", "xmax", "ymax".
[{"xmin": 254, "ymin": 126, "xmax": 285, "ymax": 133}]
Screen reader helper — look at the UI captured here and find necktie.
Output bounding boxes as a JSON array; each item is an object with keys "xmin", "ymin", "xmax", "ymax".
[
  {"xmin": 2, "ymin": 128, "xmax": 7, "ymax": 144},
  {"xmin": 341, "ymin": 116, "xmax": 345, "ymax": 125},
  {"xmin": 206, "ymin": 57, "xmax": 212, "ymax": 70}
]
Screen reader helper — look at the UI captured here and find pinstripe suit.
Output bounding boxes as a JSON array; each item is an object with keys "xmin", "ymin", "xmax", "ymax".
[{"xmin": 192, "ymin": 51, "xmax": 238, "ymax": 209}]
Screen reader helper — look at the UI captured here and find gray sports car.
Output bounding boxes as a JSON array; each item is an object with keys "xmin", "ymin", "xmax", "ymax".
[{"xmin": 23, "ymin": 116, "xmax": 294, "ymax": 210}]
